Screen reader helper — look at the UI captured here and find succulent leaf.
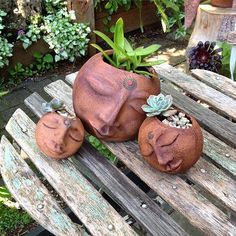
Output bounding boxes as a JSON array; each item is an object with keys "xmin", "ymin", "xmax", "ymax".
[
  {"xmin": 42, "ymin": 98, "xmax": 65, "ymax": 113},
  {"xmin": 142, "ymin": 93, "xmax": 173, "ymax": 117}
]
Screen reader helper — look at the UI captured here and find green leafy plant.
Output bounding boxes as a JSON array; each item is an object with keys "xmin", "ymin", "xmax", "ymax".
[
  {"xmin": 141, "ymin": 93, "xmax": 173, "ymax": 117},
  {"xmin": 7, "ymin": 52, "xmax": 54, "ymax": 88},
  {"xmin": 96, "ymin": 0, "xmax": 143, "ymax": 32},
  {"xmin": 17, "ymin": 24, "xmax": 41, "ymax": 49},
  {"xmin": 0, "ymin": 10, "xmax": 13, "ymax": 68},
  {"xmin": 88, "ymin": 135, "xmax": 116, "ymax": 162},
  {"xmin": 152, "ymin": 0, "xmax": 186, "ymax": 38},
  {"xmin": 42, "ymin": 9, "xmax": 91, "ymax": 62},
  {"xmin": 0, "ymin": 201, "xmax": 32, "ymax": 235},
  {"xmin": 33, "ymin": 52, "xmax": 54, "ymax": 71},
  {"xmin": 217, "ymin": 42, "xmax": 236, "ymax": 81},
  {"xmin": 92, "ymin": 18, "xmax": 164, "ymax": 76},
  {"xmin": 0, "ymin": 186, "xmax": 32, "ymax": 235}
]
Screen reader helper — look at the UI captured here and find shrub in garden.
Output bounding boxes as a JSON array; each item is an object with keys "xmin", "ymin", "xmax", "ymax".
[{"xmin": 0, "ymin": 10, "xmax": 13, "ymax": 69}]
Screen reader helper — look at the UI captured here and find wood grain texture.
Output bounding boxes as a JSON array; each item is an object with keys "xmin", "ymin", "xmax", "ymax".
[
  {"xmin": 43, "ymin": 79, "xmax": 236, "ymax": 235},
  {"xmin": 185, "ymin": 158, "xmax": 236, "ymax": 213},
  {"xmin": 6, "ymin": 109, "xmax": 136, "ymax": 236},
  {"xmin": 25, "ymin": 93, "xmax": 187, "ymax": 236},
  {"xmin": 74, "ymin": 141, "xmax": 187, "ymax": 236},
  {"xmin": 188, "ymin": 4, "xmax": 236, "ymax": 47},
  {"xmin": 191, "ymin": 69, "xmax": 236, "ymax": 100},
  {"xmin": 104, "ymin": 141, "xmax": 236, "ymax": 236},
  {"xmin": 161, "ymin": 82, "xmax": 236, "ymax": 148},
  {"xmin": 154, "ymin": 64, "xmax": 236, "ymax": 120},
  {"xmin": 202, "ymin": 129, "xmax": 236, "ymax": 176},
  {"xmin": 64, "ymin": 73, "xmax": 236, "ymax": 176},
  {"xmin": 0, "ymin": 136, "xmax": 81, "ymax": 236}
]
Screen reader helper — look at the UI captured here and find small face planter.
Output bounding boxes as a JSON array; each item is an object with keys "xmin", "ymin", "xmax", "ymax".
[
  {"xmin": 73, "ymin": 52, "xmax": 160, "ymax": 141},
  {"xmin": 35, "ymin": 100, "xmax": 85, "ymax": 159},
  {"xmin": 138, "ymin": 94, "xmax": 203, "ymax": 174}
]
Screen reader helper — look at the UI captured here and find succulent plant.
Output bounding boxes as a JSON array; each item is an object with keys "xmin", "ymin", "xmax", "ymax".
[
  {"xmin": 42, "ymin": 98, "xmax": 65, "ymax": 113},
  {"xmin": 188, "ymin": 41, "xmax": 223, "ymax": 72},
  {"xmin": 141, "ymin": 94, "xmax": 173, "ymax": 117}
]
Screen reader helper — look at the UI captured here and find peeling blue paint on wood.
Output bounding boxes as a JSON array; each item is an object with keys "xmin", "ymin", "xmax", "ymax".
[{"xmin": 50, "ymin": 208, "xmax": 72, "ymax": 232}]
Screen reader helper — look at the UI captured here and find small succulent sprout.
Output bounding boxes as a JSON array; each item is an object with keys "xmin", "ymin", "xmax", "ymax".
[
  {"xmin": 42, "ymin": 98, "xmax": 65, "ymax": 113},
  {"xmin": 141, "ymin": 94, "xmax": 173, "ymax": 117}
]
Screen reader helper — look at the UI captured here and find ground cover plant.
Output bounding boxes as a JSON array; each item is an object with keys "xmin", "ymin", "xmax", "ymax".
[{"xmin": 0, "ymin": 0, "xmax": 90, "ymax": 91}]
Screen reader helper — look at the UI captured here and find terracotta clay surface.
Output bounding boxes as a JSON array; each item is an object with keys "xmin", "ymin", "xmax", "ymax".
[
  {"xmin": 211, "ymin": 0, "xmax": 232, "ymax": 8},
  {"xmin": 35, "ymin": 113, "xmax": 84, "ymax": 159},
  {"xmin": 138, "ymin": 116, "xmax": 203, "ymax": 174},
  {"xmin": 73, "ymin": 51, "xmax": 160, "ymax": 141}
]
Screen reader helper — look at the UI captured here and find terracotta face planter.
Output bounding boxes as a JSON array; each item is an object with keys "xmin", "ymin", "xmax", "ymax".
[
  {"xmin": 35, "ymin": 113, "xmax": 85, "ymax": 159},
  {"xmin": 138, "ymin": 116, "xmax": 203, "ymax": 174},
  {"xmin": 73, "ymin": 51, "xmax": 160, "ymax": 141},
  {"xmin": 211, "ymin": 0, "xmax": 232, "ymax": 8}
]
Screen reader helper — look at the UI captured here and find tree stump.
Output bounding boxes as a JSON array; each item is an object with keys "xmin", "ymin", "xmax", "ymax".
[{"xmin": 188, "ymin": 4, "xmax": 236, "ymax": 48}]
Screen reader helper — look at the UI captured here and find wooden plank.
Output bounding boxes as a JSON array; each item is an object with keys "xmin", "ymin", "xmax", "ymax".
[
  {"xmin": 0, "ymin": 136, "xmax": 81, "ymax": 236},
  {"xmin": 161, "ymin": 82, "xmax": 236, "ymax": 148},
  {"xmin": 43, "ymin": 80, "xmax": 236, "ymax": 235},
  {"xmin": 202, "ymin": 129, "xmax": 236, "ymax": 176},
  {"xmin": 25, "ymin": 94, "xmax": 187, "ymax": 236},
  {"xmin": 74, "ymin": 142, "xmax": 187, "ymax": 236},
  {"xmin": 104, "ymin": 141, "xmax": 236, "ymax": 236},
  {"xmin": 185, "ymin": 158, "xmax": 236, "ymax": 213},
  {"xmin": 6, "ymin": 109, "xmax": 136, "ymax": 236},
  {"xmin": 154, "ymin": 64, "xmax": 236, "ymax": 120},
  {"xmin": 191, "ymin": 69, "xmax": 236, "ymax": 100}
]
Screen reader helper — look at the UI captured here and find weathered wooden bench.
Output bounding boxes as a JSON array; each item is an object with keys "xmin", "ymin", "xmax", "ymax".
[{"xmin": 0, "ymin": 64, "xmax": 236, "ymax": 235}]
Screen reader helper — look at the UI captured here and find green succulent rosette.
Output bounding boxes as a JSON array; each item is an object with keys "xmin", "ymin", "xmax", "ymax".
[{"xmin": 141, "ymin": 94, "xmax": 173, "ymax": 117}]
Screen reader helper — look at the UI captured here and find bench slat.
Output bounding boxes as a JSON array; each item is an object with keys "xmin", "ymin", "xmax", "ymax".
[
  {"xmin": 105, "ymin": 141, "xmax": 236, "ymax": 236},
  {"xmin": 202, "ymin": 130, "xmax": 236, "ymax": 176},
  {"xmin": 6, "ymin": 109, "xmax": 136, "ymax": 236},
  {"xmin": 161, "ymin": 82, "xmax": 236, "ymax": 148},
  {"xmin": 154, "ymin": 64, "xmax": 236, "ymax": 120},
  {"xmin": 0, "ymin": 136, "xmax": 81, "ymax": 236},
  {"xmin": 25, "ymin": 94, "xmax": 187, "ymax": 236},
  {"xmin": 75, "ymin": 142, "xmax": 187, "ymax": 236},
  {"xmin": 44, "ymin": 78, "xmax": 236, "ymax": 235},
  {"xmin": 185, "ymin": 158, "xmax": 236, "ymax": 212},
  {"xmin": 191, "ymin": 69, "xmax": 236, "ymax": 100}
]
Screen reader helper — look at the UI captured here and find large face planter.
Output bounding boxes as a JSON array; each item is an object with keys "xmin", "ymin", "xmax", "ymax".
[
  {"xmin": 35, "ymin": 113, "xmax": 85, "ymax": 159},
  {"xmin": 138, "ymin": 116, "xmax": 203, "ymax": 174},
  {"xmin": 73, "ymin": 52, "xmax": 160, "ymax": 141}
]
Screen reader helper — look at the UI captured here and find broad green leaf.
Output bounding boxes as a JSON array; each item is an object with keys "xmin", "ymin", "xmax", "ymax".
[
  {"xmin": 124, "ymin": 38, "xmax": 133, "ymax": 53},
  {"xmin": 43, "ymin": 54, "xmax": 53, "ymax": 63},
  {"xmin": 134, "ymin": 69, "xmax": 156, "ymax": 77},
  {"xmin": 139, "ymin": 60, "xmax": 165, "ymax": 67},
  {"xmin": 133, "ymin": 44, "xmax": 161, "ymax": 56},
  {"xmin": 91, "ymin": 43, "xmax": 117, "ymax": 67},
  {"xmin": 114, "ymin": 18, "xmax": 125, "ymax": 51}
]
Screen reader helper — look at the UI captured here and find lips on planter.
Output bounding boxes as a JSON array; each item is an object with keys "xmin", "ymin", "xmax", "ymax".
[
  {"xmin": 138, "ymin": 115, "xmax": 203, "ymax": 174},
  {"xmin": 72, "ymin": 51, "xmax": 161, "ymax": 142},
  {"xmin": 35, "ymin": 112, "xmax": 85, "ymax": 159}
]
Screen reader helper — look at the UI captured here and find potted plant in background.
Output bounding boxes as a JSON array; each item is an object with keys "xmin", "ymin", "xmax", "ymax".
[
  {"xmin": 73, "ymin": 18, "xmax": 164, "ymax": 142},
  {"xmin": 138, "ymin": 94, "xmax": 203, "ymax": 174}
]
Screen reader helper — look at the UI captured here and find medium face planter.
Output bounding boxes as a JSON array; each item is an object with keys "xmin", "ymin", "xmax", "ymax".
[
  {"xmin": 73, "ymin": 51, "xmax": 160, "ymax": 141},
  {"xmin": 211, "ymin": 0, "xmax": 232, "ymax": 8},
  {"xmin": 35, "ymin": 113, "xmax": 84, "ymax": 159},
  {"xmin": 138, "ymin": 115, "xmax": 203, "ymax": 174}
]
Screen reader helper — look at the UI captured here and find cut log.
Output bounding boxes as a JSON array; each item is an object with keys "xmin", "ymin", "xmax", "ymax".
[{"xmin": 188, "ymin": 4, "xmax": 236, "ymax": 48}]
